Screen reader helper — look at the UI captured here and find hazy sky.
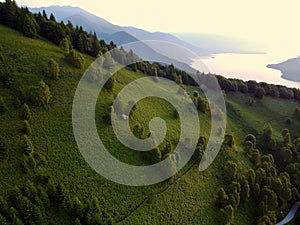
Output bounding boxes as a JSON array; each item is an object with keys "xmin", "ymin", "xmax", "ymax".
[{"xmin": 13, "ymin": 0, "xmax": 300, "ymax": 54}]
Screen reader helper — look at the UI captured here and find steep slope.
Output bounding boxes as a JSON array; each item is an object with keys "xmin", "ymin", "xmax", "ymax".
[{"xmin": 1, "ymin": 25, "xmax": 300, "ymax": 224}]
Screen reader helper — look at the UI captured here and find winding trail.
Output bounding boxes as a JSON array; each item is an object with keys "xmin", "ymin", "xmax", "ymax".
[
  {"xmin": 116, "ymin": 162, "xmax": 197, "ymax": 224},
  {"xmin": 276, "ymin": 202, "xmax": 300, "ymax": 225}
]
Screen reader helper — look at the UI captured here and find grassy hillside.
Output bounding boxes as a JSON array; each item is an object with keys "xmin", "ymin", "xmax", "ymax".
[{"xmin": 1, "ymin": 25, "xmax": 300, "ymax": 224}]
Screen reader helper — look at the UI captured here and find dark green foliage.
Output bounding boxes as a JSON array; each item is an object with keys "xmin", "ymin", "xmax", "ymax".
[
  {"xmin": 151, "ymin": 148, "xmax": 162, "ymax": 163},
  {"xmin": 249, "ymin": 148, "xmax": 261, "ymax": 166},
  {"xmin": 65, "ymin": 50, "xmax": 85, "ymax": 70},
  {"xmin": 223, "ymin": 161, "xmax": 237, "ymax": 182},
  {"xmin": 215, "ymin": 188, "xmax": 229, "ymax": 209},
  {"xmin": 254, "ymin": 87, "xmax": 266, "ymax": 99},
  {"xmin": 0, "ymin": 96, "xmax": 7, "ymax": 114},
  {"xmin": 0, "ymin": 136, "xmax": 7, "ymax": 155},
  {"xmin": 59, "ymin": 37, "xmax": 70, "ymax": 54},
  {"xmin": 24, "ymin": 135, "xmax": 34, "ymax": 155},
  {"xmin": 23, "ymin": 120, "xmax": 32, "ymax": 136},
  {"xmin": 26, "ymin": 80, "xmax": 51, "ymax": 106},
  {"xmin": 220, "ymin": 204, "xmax": 234, "ymax": 225},
  {"xmin": 132, "ymin": 122, "xmax": 144, "ymax": 139},
  {"xmin": 244, "ymin": 134, "xmax": 256, "ymax": 148},
  {"xmin": 197, "ymin": 96, "xmax": 209, "ymax": 113},
  {"xmin": 18, "ymin": 7, "xmax": 39, "ymax": 38},
  {"xmin": 281, "ymin": 128, "xmax": 291, "ymax": 146},
  {"xmin": 224, "ymin": 134, "xmax": 235, "ymax": 147},
  {"xmin": 46, "ymin": 59, "xmax": 59, "ymax": 79},
  {"xmin": 0, "ymin": 214, "xmax": 9, "ymax": 225},
  {"xmin": 279, "ymin": 86, "xmax": 294, "ymax": 99},
  {"xmin": 23, "ymin": 103, "xmax": 31, "ymax": 121},
  {"xmin": 262, "ymin": 124, "xmax": 277, "ymax": 151},
  {"xmin": 240, "ymin": 176, "xmax": 250, "ymax": 202}
]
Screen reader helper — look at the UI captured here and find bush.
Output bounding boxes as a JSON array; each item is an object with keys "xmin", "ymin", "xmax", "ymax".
[
  {"xmin": 224, "ymin": 134, "xmax": 235, "ymax": 147},
  {"xmin": 46, "ymin": 59, "xmax": 59, "ymax": 79},
  {"xmin": 59, "ymin": 38, "xmax": 70, "ymax": 54},
  {"xmin": 27, "ymin": 81, "xmax": 51, "ymax": 106},
  {"xmin": 66, "ymin": 50, "xmax": 85, "ymax": 70}
]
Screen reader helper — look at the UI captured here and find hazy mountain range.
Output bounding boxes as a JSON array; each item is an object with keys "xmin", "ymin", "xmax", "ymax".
[{"xmin": 29, "ymin": 6, "xmax": 262, "ymax": 72}]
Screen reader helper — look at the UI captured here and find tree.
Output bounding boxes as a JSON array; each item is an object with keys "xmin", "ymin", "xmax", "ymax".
[
  {"xmin": 223, "ymin": 161, "xmax": 238, "ymax": 182},
  {"xmin": 18, "ymin": 8, "xmax": 39, "ymax": 38},
  {"xmin": 66, "ymin": 50, "xmax": 85, "ymax": 70},
  {"xmin": 216, "ymin": 188, "xmax": 229, "ymax": 209},
  {"xmin": 91, "ymin": 32, "xmax": 101, "ymax": 57},
  {"xmin": 224, "ymin": 134, "xmax": 235, "ymax": 147},
  {"xmin": 46, "ymin": 59, "xmax": 59, "ymax": 79},
  {"xmin": 244, "ymin": 134, "xmax": 256, "ymax": 148},
  {"xmin": 240, "ymin": 176, "xmax": 250, "ymax": 202},
  {"xmin": 263, "ymin": 124, "xmax": 273, "ymax": 142},
  {"xmin": 220, "ymin": 204, "xmax": 234, "ymax": 225},
  {"xmin": 27, "ymin": 80, "xmax": 51, "ymax": 106},
  {"xmin": 59, "ymin": 37, "xmax": 70, "ymax": 54},
  {"xmin": 282, "ymin": 128, "xmax": 291, "ymax": 146},
  {"xmin": 254, "ymin": 87, "xmax": 266, "ymax": 99}
]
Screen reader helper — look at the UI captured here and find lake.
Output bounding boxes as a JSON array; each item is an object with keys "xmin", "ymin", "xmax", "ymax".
[{"xmin": 191, "ymin": 52, "xmax": 300, "ymax": 88}]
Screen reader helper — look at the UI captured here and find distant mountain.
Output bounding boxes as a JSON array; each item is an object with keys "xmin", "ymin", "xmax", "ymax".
[
  {"xmin": 29, "ymin": 5, "xmax": 260, "ymax": 73},
  {"xmin": 29, "ymin": 6, "xmax": 205, "ymax": 57},
  {"xmin": 267, "ymin": 57, "xmax": 300, "ymax": 82},
  {"xmin": 29, "ymin": 6, "xmax": 198, "ymax": 71}
]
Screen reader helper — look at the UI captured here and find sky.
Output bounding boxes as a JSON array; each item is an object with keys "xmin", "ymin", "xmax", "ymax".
[{"xmin": 11, "ymin": 0, "xmax": 300, "ymax": 54}]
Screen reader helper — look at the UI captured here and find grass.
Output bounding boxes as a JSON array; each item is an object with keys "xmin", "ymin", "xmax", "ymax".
[{"xmin": 1, "ymin": 24, "xmax": 300, "ymax": 224}]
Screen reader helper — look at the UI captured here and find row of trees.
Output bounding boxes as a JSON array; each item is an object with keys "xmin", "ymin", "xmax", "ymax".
[{"xmin": 0, "ymin": 0, "xmax": 114, "ymax": 58}]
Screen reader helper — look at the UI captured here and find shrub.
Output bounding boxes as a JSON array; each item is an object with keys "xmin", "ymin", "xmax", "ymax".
[
  {"xmin": 59, "ymin": 37, "xmax": 70, "ymax": 54},
  {"xmin": 46, "ymin": 59, "xmax": 59, "ymax": 79},
  {"xmin": 27, "ymin": 80, "xmax": 51, "ymax": 106},
  {"xmin": 66, "ymin": 50, "xmax": 85, "ymax": 70},
  {"xmin": 224, "ymin": 134, "xmax": 235, "ymax": 147}
]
